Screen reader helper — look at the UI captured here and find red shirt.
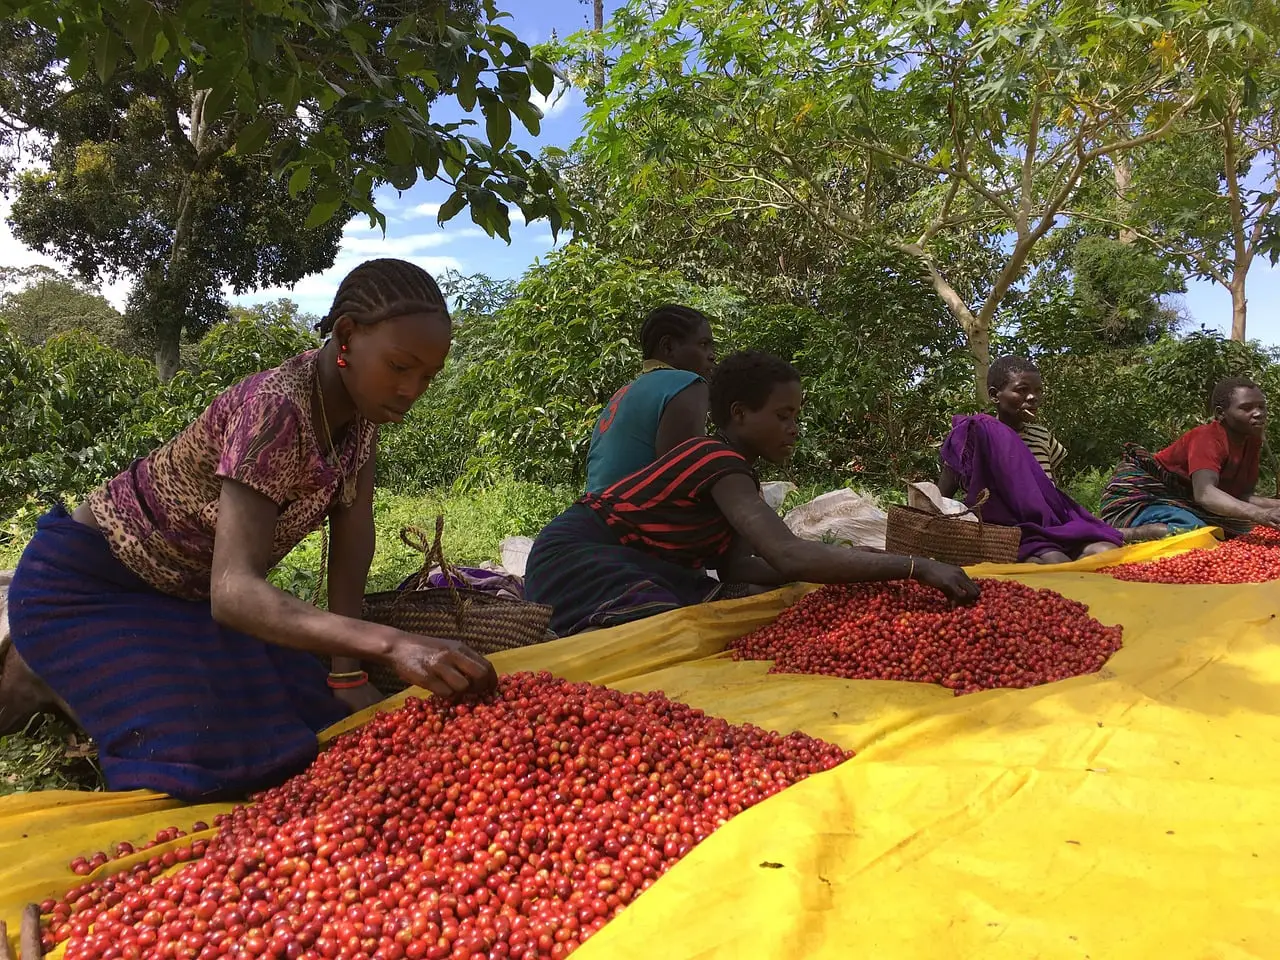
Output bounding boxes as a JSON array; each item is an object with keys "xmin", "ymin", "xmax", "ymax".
[{"xmin": 1155, "ymin": 421, "xmax": 1260, "ymax": 499}]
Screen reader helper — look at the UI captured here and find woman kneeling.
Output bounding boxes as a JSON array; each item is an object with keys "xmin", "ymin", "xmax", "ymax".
[
  {"xmin": 526, "ymin": 351, "xmax": 979, "ymax": 637},
  {"xmin": 1100, "ymin": 377, "xmax": 1280, "ymax": 537},
  {"xmin": 3, "ymin": 259, "xmax": 494, "ymax": 801}
]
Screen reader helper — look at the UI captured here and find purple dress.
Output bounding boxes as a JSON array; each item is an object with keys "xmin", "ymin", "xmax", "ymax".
[{"xmin": 940, "ymin": 414, "xmax": 1122, "ymax": 561}]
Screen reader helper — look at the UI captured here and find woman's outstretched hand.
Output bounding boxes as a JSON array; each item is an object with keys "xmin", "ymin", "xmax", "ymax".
[
  {"xmin": 913, "ymin": 559, "xmax": 981, "ymax": 605},
  {"xmin": 388, "ymin": 633, "xmax": 498, "ymax": 698}
]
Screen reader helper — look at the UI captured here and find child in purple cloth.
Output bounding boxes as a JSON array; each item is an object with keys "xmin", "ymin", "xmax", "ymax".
[{"xmin": 938, "ymin": 356, "xmax": 1124, "ymax": 564}]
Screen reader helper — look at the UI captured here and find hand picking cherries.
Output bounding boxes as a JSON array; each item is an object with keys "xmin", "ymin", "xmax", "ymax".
[
  {"xmin": 729, "ymin": 579, "xmax": 1122, "ymax": 695},
  {"xmin": 45, "ymin": 672, "xmax": 849, "ymax": 960},
  {"xmin": 1108, "ymin": 527, "xmax": 1280, "ymax": 584}
]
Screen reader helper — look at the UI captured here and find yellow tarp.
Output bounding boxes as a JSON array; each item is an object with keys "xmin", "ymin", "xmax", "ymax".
[{"xmin": 7, "ymin": 527, "xmax": 1280, "ymax": 959}]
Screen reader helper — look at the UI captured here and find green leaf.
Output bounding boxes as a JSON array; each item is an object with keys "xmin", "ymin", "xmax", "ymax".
[
  {"xmin": 95, "ymin": 31, "xmax": 123, "ymax": 82},
  {"xmin": 511, "ymin": 101, "xmax": 541, "ymax": 137},
  {"xmin": 124, "ymin": 2, "xmax": 160, "ymax": 63},
  {"xmin": 235, "ymin": 116, "xmax": 272, "ymax": 155},
  {"xmin": 437, "ymin": 189, "xmax": 467, "ymax": 224},
  {"xmin": 287, "ymin": 165, "xmax": 312, "ymax": 197},
  {"xmin": 527, "ymin": 59, "xmax": 556, "ymax": 97},
  {"xmin": 248, "ymin": 27, "xmax": 273, "ymax": 64},
  {"xmin": 67, "ymin": 44, "xmax": 90, "ymax": 81},
  {"xmin": 281, "ymin": 74, "xmax": 300, "ymax": 115},
  {"xmin": 385, "ymin": 120, "xmax": 415, "ymax": 167},
  {"xmin": 305, "ymin": 189, "xmax": 345, "ymax": 228},
  {"xmin": 203, "ymin": 82, "xmax": 237, "ymax": 121},
  {"xmin": 486, "ymin": 102, "xmax": 512, "ymax": 151},
  {"xmin": 151, "ymin": 29, "xmax": 171, "ymax": 62},
  {"xmin": 387, "ymin": 165, "xmax": 418, "ymax": 191}
]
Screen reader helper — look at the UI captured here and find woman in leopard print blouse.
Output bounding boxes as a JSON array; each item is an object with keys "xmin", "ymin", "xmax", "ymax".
[{"xmin": 3, "ymin": 259, "xmax": 495, "ymax": 800}]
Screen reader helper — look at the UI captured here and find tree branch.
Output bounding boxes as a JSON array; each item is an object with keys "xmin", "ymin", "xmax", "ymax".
[
  {"xmin": 1016, "ymin": 90, "xmax": 1042, "ymax": 238},
  {"xmin": 1082, "ymin": 92, "xmax": 1200, "ymax": 162},
  {"xmin": 1222, "ymin": 110, "xmax": 1249, "ymax": 274},
  {"xmin": 895, "ymin": 239, "xmax": 979, "ymax": 335},
  {"xmin": 838, "ymin": 136, "xmax": 1019, "ymax": 221}
]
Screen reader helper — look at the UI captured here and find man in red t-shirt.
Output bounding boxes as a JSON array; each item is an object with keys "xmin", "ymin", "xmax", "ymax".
[{"xmin": 1100, "ymin": 377, "xmax": 1280, "ymax": 536}]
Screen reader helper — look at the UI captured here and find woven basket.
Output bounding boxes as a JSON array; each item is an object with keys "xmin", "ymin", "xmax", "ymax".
[
  {"xmin": 885, "ymin": 490, "xmax": 1021, "ymax": 567},
  {"xmin": 361, "ymin": 517, "xmax": 554, "ymax": 693}
]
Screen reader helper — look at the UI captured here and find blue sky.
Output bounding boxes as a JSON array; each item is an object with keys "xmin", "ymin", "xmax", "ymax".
[{"xmin": 0, "ymin": 0, "xmax": 1275, "ymax": 342}]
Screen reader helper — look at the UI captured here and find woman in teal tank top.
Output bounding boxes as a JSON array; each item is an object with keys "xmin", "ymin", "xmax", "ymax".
[{"xmin": 585, "ymin": 305, "xmax": 717, "ymax": 493}]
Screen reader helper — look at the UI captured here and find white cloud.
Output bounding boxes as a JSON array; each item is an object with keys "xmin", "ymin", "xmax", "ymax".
[
  {"xmin": 410, "ymin": 202, "xmax": 441, "ymax": 219},
  {"xmin": 530, "ymin": 82, "xmax": 578, "ymax": 120},
  {"xmin": 244, "ymin": 254, "xmax": 465, "ymax": 310},
  {"xmin": 338, "ymin": 229, "xmax": 486, "ymax": 257}
]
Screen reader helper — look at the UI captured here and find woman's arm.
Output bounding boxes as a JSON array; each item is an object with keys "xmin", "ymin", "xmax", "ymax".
[
  {"xmin": 1191, "ymin": 469, "xmax": 1280, "ymax": 526},
  {"xmin": 938, "ymin": 464, "xmax": 961, "ymax": 500},
  {"xmin": 655, "ymin": 381, "xmax": 710, "ymax": 458},
  {"xmin": 210, "ymin": 478, "xmax": 496, "ymax": 698},
  {"xmin": 710, "ymin": 473, "xmax": 979, "ymax": 603},
  {"xmin": 715, "ymin": 536, "xmax": 790, "ymax": 586},
  {"xmin": 325, "ymin": 452, "xmax": 383, "ymax": 708}
]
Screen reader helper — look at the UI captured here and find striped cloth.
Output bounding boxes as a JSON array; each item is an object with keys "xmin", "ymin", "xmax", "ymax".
[
  {"xmin": 581, "ymin": 435, "xmax": 755, "ymax": 569},
  {"xmin": 7, "ymin": 506, "xmax": 347, "ymax": 801},
  {"xmin": 1019, "ymin": 422, "xmax": 1067, "ymax": 484},
  {"xmin": 525, "ymin": 505, "xmax": 745, "ymax": 637},
  {"xmin": 1099, "ymin": 445, "xmax": 1254, "ymax": 538}
]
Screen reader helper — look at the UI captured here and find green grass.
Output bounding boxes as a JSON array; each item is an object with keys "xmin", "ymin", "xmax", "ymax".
[
  {"xmin": 1062, "ymin": 468, "xmax": 1109, "ymax": 515},
  {"xmin": 272, "ymin": 478, "xmax": 575, "ymax": 599},
  {"xmin": 0, "ymin": 714, "xmax": 104, "ymax": 794}
]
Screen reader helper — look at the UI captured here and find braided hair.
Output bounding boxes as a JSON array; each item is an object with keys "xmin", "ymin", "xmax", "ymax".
[
  {"xmin": 987, "ymin": 355, "xmax": 1040, "ymax": 393},
  {"xmin": 639, "ymin": 304, "xmax": 708, "ymax": 360},
  {"xmin": 709, "ymin": 350, "xmax": 801, "ymax": 428},
  {"xmin": 317, "ymin": 259, "xmax": 449, "ymax": 336},
  {"xmin": 1211, "ymin": 375, "xmax": 1260, "ymax": 415}
]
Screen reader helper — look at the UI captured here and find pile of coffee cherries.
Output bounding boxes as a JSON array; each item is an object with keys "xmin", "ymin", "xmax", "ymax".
[
  {"xmin": 1108, "ymin": 527, "xmax": 1280, "ymax": 584},
  {"xmin": 44, "ymin": 672, "xmax": 850, "ymax": 960},
  {"xmin": 730, "ymin": 579, "xmax": 1122, "ymax": 695}
]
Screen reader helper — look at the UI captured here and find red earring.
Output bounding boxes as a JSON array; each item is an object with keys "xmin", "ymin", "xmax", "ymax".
[{"xmin": 336, "ymin": 343, "xmax": 348, "ymax": 368}]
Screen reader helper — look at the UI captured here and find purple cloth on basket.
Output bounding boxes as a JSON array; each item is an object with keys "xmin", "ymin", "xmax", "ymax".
[
  {"xmin": 399, "ymin": 566, "xmax": 526, "ymax": 602},
  {"xmin": 940, "ymin": 414, "xmax": 1122, "ymax": 561}
]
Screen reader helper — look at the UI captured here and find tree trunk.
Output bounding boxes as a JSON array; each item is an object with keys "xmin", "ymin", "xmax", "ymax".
[
  {"xmin": 1113, "ymin": 156, "xmax": 1137, "ymax": 244},
  {"xmin": 155, "ymin": 331, "xmax": 180, "ymax": 382},
  {"xmin": 593, "ymin": 0, "xmax": 605, "ymax": 88},
  {"xmin": 967, "ymin": 325, "xmax": 990, "ymax": 407},
  {"xmin": 1230, "ymin": 277, "xmax": 1247, "ymax": 341}
]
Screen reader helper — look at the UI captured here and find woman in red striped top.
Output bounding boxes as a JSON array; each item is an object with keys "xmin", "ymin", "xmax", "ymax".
[{"xmin": 525, "ymin": 351, "xmax": 979, "ymax": 636}]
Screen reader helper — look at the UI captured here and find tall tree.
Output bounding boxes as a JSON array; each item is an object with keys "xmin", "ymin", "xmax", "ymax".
[
  {"xmin": 0, "ymin": 0, "xmax": 574, "ymax": 377},
  {"xmin": 578, "ymin": 0, "xmax": 1268, "ymax": 400},
  {"xmin": 1106, "ymin": 87, "xmax": 1280, "ymax": 341},
  {"xmin": 0, "ymin": 264, "xmax": 129, "ymax": 350}
]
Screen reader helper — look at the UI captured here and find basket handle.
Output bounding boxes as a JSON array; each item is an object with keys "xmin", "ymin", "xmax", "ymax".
[
  {"xmin": 397, "ymin": 516, "xmax": 470, "ymax": 623},
  {"xmin": 907, "ymin": 488, "xmax": 990, "ymax": 530},
  {"xmin": 957, "ymin": 489, "xmax": 989, "ymax": 529}
]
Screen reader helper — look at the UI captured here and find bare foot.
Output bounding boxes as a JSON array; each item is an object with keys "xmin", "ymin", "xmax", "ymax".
[
  {"xmin": 1027, "ymin": 550, "xmax": 1073, "ymax": 565},
  {"xmin": 1122, "ymin": 523, "xmax": 1171, "ymax": 544}
]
